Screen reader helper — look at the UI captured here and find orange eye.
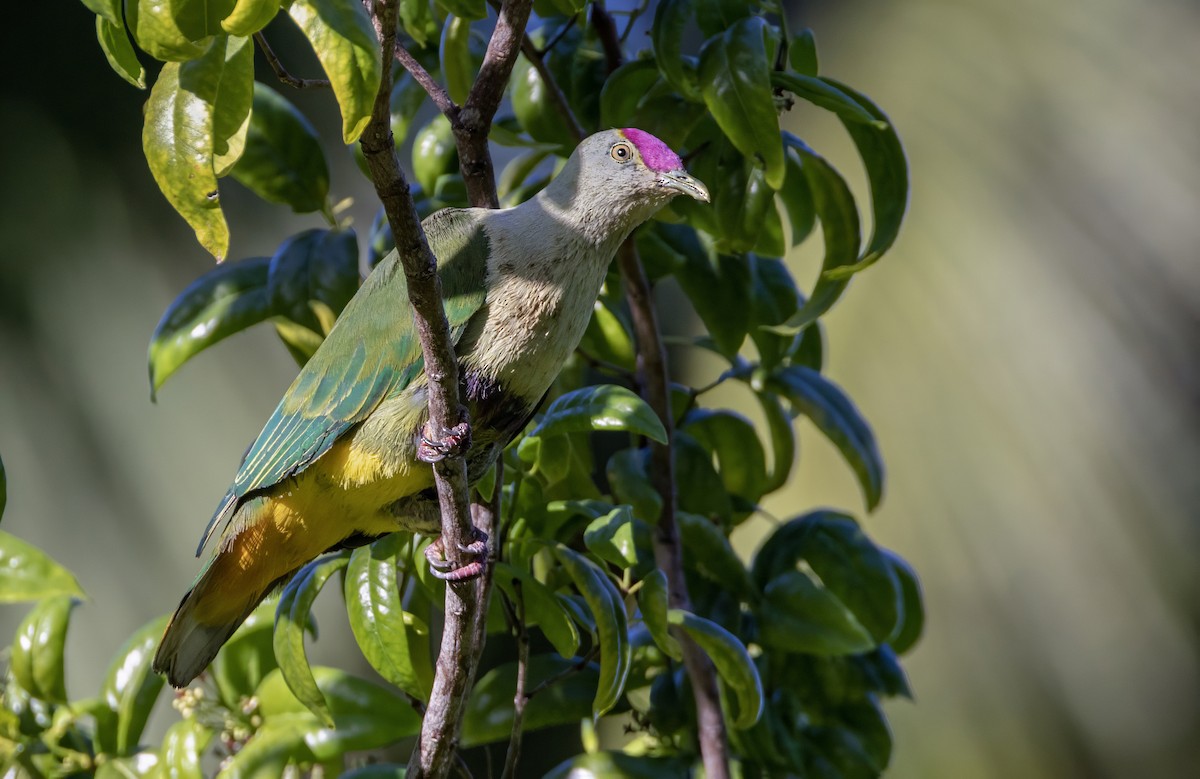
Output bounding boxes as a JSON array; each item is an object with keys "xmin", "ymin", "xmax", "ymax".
[{"xmin": 611, "ymin": 143, "xmax": 632, "ymax": 162}]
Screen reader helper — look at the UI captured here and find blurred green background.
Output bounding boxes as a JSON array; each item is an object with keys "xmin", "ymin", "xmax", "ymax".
[{"xmin": 1, "ymin": 1, "xmax": 1197, "ymax": 777}]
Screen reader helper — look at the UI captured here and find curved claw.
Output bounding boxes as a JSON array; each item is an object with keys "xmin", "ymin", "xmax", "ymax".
[
  {"xmin": 417, "ymin": 420, "xmax": 472, "ymax": 464},
  {"xmin": 424, "ymin": 529, "xmax": 489, "ymax": 582}
]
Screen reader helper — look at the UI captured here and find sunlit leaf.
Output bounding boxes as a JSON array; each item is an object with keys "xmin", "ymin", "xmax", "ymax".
[
  {"xmin": 583, "ymin": 505, "xmax": 640, "ymax": 569},
  {"xmin": 148, "ymin": 256, "xmax": 272, "ymax": 397},
  {"xmin": 398, "ymin": 0, "xmax": 438, "ymax": 48},
  {"xmin": 274, "ymin": 552, "xmax": 350, "ymax": 727},
  {"xmin": 126, "ymin": 0, "xmax": 210, "ymax": 61},
  {"xmin": 527, "ymin": 385, "xmax": 666, "ymax": 444},
  {"xmin": 553, "ymin": 544, "xmax": 631, "ymax": 718},
  {"xmin": 461, "ymin": 654, "xmax": 600, "ymax": 746},
  {"xmin": 288, "ymin": 0, "xmax": 381, "ymax": 143},
  {"xmin": 346, "ymin": 534, "xmax": 433, "ymax": 701},
  {"xmin": 768, "ymin": 366, "xmax": 884, "ymax": 511},
  {"xmin": 439, "ymin": 14, "xmax": 474, "ymax": 105},
  {"xmin": 637, "ymin": 569, "xmax": 681, "ymax": 661},
  {"xmin": 221, "ymin": 0, "xmax": 279, "ymax": 36},
  {"xmin": 101, "ymin": 615, "xmax": 170, "ymax": 756},
  {"xmin": 231, "ymin": 83, "xmax": 330, "ymax": 213},
  {"xmin": 699, "ymin": 17, "xmax": 784, "ymax": 189},
  {"xmin": 412, "ymin": 115, "xmax": 459, "ymax": 193},
  {"xmin": 669, "ymin": 609, "xmax": 763, "ymax": 729},
  {"xmin": 0, "ymin": 531, "xmax": 85, "ymax": 603},
  {"xmin": 494, "ymin": 562, "xmax": 580, "ymax": 659},
  {"xmin": 96, "ymin": 15, "xmax": 146, "ymax": 88},
  {"xmin": 681, "ymin": 408, "xmax": 768, "ymax": 505},
  {"xmin": 10, "ymin": 595, "xmax": 77, "ymax": 703},
  {"xmin": 159, "ymin": 719, "xmax": 213, "ymax": 779}
]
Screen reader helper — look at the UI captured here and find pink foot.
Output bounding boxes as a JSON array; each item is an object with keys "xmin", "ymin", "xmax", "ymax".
[
  {"xmin": 417, "ymin": 420, "xmax": 472, "ymax": 464},
  {"xmin": 424, "ymin": 529, "xmax": 489, "ymax": 582}
]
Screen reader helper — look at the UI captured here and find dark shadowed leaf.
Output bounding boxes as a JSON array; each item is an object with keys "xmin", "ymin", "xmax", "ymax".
[
  {"xmin": 148, "ymin": 256, "xmax": 272, "ymax": 397},
  {"xmin": 699, "ymin": 17, "xmax": 784, "ymax": 188},
  {"xmin": 10, "ymin": 595, "xmax": 77, "ymax": 703},
  {"xmin": 668, "ymin": 609, "xmax": 763, "ymax": 729},
  {"xmin": 461, "ymin": 654, "xmax": 600, "ymax": 746},
  {"xmin": 652, "ymin": 0, "xmax": 701, "ymax": 101},
  {"xmin": 756, "ymin": 390, "xmax": 796, "ymax": 495},
  {"xmin": 600, "ymin": 60, "xmax": 660, "ymax": 128},
  {"xmin": 494, "ymin": 562, "xmax": 580, "ymax": 658},
  {"xmin": 681, "ymin": 408, "xmax": 768, "ymax": 505},
  {"xmin": 0, "ymin": 452, "xmax": 5, "ymax": 522},
  {"xmin": 212, "ymin": 602, "xmax": 278, "ymax": 707},
  {"xmin": 527, "ymin": 385, "xmax": 667, "ymax": 444},
  {"xmin": 274, "ymin": 552, "xmax": 350, "ymax": 727},
  {"xmin": 346, "ymin": 535, "xmax": 433, "ymax": 701},
  {"xmin": 546, "ymin": 752, "xmax": 693, "ymax": 779},
  {"xmin": 553, "ymin": 545, "xmax": 631, "ymax": 718},
  {"xmin": 660, "ymin": 223, "xmax": 751, "ymax": 358},
  {"xmin": 790, "ymin": 28, "xmax": 819, "ymax": 76},
  {"xmin": 606, "ymin": 448, "xmax": 663, "ymax": 524},
  {"xmin": 778, "ymin": 149, "xmax": 816, "ymax": 247},
  {"xmin": 884, "ymin": 550, "xmax": 924, "ymax": 654},
  {"xmin": 288, "ymin": 0, "xmax": 380, "ymax": 142},
  {"xmin": 674, "ymin": 433, "xmax": 733, "ymax": 523},
  {"xmin": 771, "ymin": 72, "xmax": 880, "ymax": 127},
  {"xmin": 637, "ymin": 569, "xmax": 682, "ymax": 661},
  {"xmin": 768, "ymin": 366, "xmax": 884, "ymax": 511},
  {"xmin": 267, "ymin": 228, "xmax": 360, "ymax": 333},
  {"xmin": 677, "ymin": 512, "xmax": 754, "ymax": 599},
  {"xmin": 231, "ymin": 83, "xmax": 330, "ymax": 213},
  {"xmin": 759, "ymin": 570, "xmax": 874, "ymax": 656},
  {"xmin": 0, "ymin": 531, "xmax": 85, "ymax": 602}
]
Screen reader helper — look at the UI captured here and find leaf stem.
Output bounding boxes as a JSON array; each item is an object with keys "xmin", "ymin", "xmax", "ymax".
[
  {"xmin": 499, "ymin": 580, "xmax": 529, "ymax": 779},
  {"xmin": 253, "ymin": 32, "xmax": 331, "ymax": 89}
]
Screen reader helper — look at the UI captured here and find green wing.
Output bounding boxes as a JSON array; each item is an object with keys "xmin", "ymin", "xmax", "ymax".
[{"xmin": 196, "ymin": 208, "xmax": 491, "ymax": 554}]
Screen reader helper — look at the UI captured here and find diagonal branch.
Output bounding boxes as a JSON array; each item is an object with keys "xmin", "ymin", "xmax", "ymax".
[
  {"xmin": 253, "ymin": 32, "xmax": 331, "ymax": 89},
  {"xmin": 394, "ymin": 42, "xmax": 458, "ymax": 117}
]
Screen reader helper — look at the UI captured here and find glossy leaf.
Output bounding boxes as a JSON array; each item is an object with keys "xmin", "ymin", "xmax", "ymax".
[
  {"xmin": 885, "ymin": 550, "xmax": 924, "ymax": 654},
  {"xmin": 288, "ymin": 0, "xmax": 381, "ymax": 143},
  {"xmin": 580, "ymin": 300, "xmax": 636, "ymax": 371},
  {"xmin": 436, "ymin": 0, "xmax": 487, "ymax": 20},
  {"xmin": 80, "ymin": 0, "xmax": 122, "ymax": 25},
  {"xmin": 599, "ymin": 59, "xmax": 660, "ymax": 129},
  {"xmin": 0, "ymin": 451, "xmax": 5, "ymax": 522},
  {"xmin": 791, "ymin": 28, "xmax": 819, "ymax": 76},
  {"xmin": 779, "ymin": 148, "xmax": 816, "ymax": 247},
  {"xmin": 756, "ymin": 390, "xmax": 796, "ymax": 496},
  {"xmin": 769, "ymin": 365, "xmax": 884, "ymax": 511},
  {"xmin": 681, "ymin": 408, "xmax": 768, "ymax": 504},
  {"xmin": 461, "ymin": 654, "xmax": 600, "ymax": 746},
  {"xmin": 142, "ymin": 35, "xmax": 254, "ymax": 260},
  {"xmin": 96, "ymin": 16, "xmax": 146, "ymax": 88},
  {"xmin": 231, "ymin": 83, "xmax": 330, "ymax": 213},
  {"xmin": 346, "ymin": 534, "xmax": 433, "ymax": 701},
  {"xmin": 668, "ymin": 609, "xmax": 763, "ymax": 729},
  {"xmin": 274, "ymin": 553, "xmax": 350, "ymax": 727},
  {"xmin": 583, "ymin": 505, "xmax": 640, "ymax": 569},
  {"xmin": 693, "ymin": 0, "xmax": 749, "ymax": 37},
  {"xmin": 254, "ymin": 666, "xmax": 421, "ymax": 760},
  {"xmin": 661, "ymin": 223, "xmax": 751, "ymax": 358},
  {"xmin": 211, "ymin": 602, "xmax": 279, "ymax": 707},
  {"xmin": 221, "ymin": 0, "xmax": 279, "ymax": 36},
  {"xmin": 699, "ymin": 17, "xmax": 784, "ymax": 189},
  {"xmin": 148, "ymin": 256, "xmax": 272, "ymax": 397},
  {"xmin": 674, "ymin": 432, "xmax": 734, "ymax": 523},
  {"xmin": 553, "ymin": 544, "xmax": 631, "ymax": 718},
  {"xmin": 606, "ymin": 448, "xmax": 662, "ymax": 524},
  {"xmin": 759, "ymin": 569, "xmax": 874, "ymax": 656},
  {"xmin": 546, "ymin": 752, "xmax": 692, "ymax": 779},
  {"xmin": 637, "ymin": 569, "xmax": 682, "ymax": 661},
  {"xmin": 771, "ymin": 72, "xmax": 880, "ymax": 127},
  {"xmin": 677, "ymin": 512, "xmax": 753, "ymax": 598},
  {"xmin": 527, "ymin": 385, "xmax": 667, "ymax": 444},
  {"xmin": 822, "ymin": 80, "xmax": 910, "ymax": 278},
  {"xmin": 101, "ymin": 615, "xmax": 170, "ymax": 756},
  {"xmin": 747, "ymin": 255, "xmax": 802, "ymax": 367},
  {"xmin": 159, "ymin": 719, "xmax": 213, "ymax": 779},
  {"xmin": 652, "ymin": 0, "xmax": 701, "ymax": 101},
  {"xmin": 126, "ymin": 0, "xmax": 209, "ymax": 61},
  {"xmin": 494, "ymin": 562, "xmax": 580, "ymax": 658},
  {"xmin": 0, "ymin": 531, "xmax": 85, "ymax": 602},
  {"xmin": 267, "ymin": 228, "xmax": 359, "ymax": 334},
  {"xmin": 11, "ymin": 595, "xmax": 76, "ymax": 703},
  {"xmin": 399, "ymin": 0, "xmax": 438, "ymax": 48}
]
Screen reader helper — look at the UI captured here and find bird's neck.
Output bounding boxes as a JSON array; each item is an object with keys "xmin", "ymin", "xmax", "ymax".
[{"xmin": 529, "ymin": 161, "xmax": 657, "ymax": 255}]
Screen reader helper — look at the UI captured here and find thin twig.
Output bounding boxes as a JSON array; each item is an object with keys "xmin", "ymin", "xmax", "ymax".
[
  {"xmin": 525, "ymin": 647, "xmax": 599, "ymax": 700},
  {"xmin": 499, "ymin": 580, "xmax": 529, "ymax": 779},
  {"xmin": 394, "ymin": 42, "xmax": 459, "ymax": 117},
  {"xmin": 253, "ymin": 32, "xmax": 331, "ymax": 89},
  {"xmin": 619, "ymin": 0, "xmax": 651, "ymax": 44},
  {"xmin": 575, "ymin": 347, "xmax": 637, "ymax": 382},
  {"xmin": 536, "ymin": 14, "xmax": 578, "ymax": 57}
]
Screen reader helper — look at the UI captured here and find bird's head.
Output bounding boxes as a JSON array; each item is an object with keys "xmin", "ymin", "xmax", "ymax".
[{"xmin": 539, "ymin": 129, "xmax": 709, "ymax": 238}]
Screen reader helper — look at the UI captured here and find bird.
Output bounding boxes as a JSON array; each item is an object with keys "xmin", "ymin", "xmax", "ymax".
[{"xmin": 152, "ymin": 128, "xmax": 710, "ymax": 687}]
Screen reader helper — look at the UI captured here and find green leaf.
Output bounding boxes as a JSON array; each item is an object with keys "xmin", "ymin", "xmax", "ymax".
[
  {"xmin": 159, "ymin": 719, "xmax": 213, "ymax": 779},
  {"xmin": 583, "ymin": 506, "xmax": 640, "ymax": 569},
  {"xmin": 693, "ymin": 0, "xmax": 748, "ymax": 38},
  {"xmin": 772, "ymin": 140, "xmax": 861, "ymax": 331},
  {"xmin": 439, "ymin": 15, "xmax": 474, "ymax": 105},
  {"xmin": 698, "ymin": 17, "xmax": 784, "ymax": 189},
  {"xmin": 346, "ymin": 535, "xmax": 433, "ymax": 701},
  {"xmin": 747, "ymin": 255, "xmax": 802, "ymax": 367},
  {"xmin": 756, "ymin": 390, "xmax": 796, "ymax": 495},
  {"xmin": 605, "ymin": 449, "xmax": 662, "ymax": 524},
  {"xmin": 821, "ymin": 80, "xmax": 909, "ymax": 278},
  {"xmin": 637, "ymin": 569, "xmax": 681, "ymax": 661},
  {"xmin": 11, "ymin": 595, "xmax": 77, "ymax": 703},
  {"xmin": 212, "ymin": 39, "xmax": 255, "ymax": 176},
  {"xmin": 461, "ymin": 654, "xmax": 600, "ymax": 746},
  {"xmin": 652, "ymin": 0, "xmax": 701, "ymax": 101},
  {"xmin": 681, "ymin": 408, "xmax": 768, "ymax": 505},
  {"xmin": 715, "ymin": 158, "xmax": 777, "ymax": 254},
  {"xmin": 254, "ymin": 666, "xmax": 422, "ymax": 760},
  {"xmin": 790, "ymin": 28, "xmax": 819, "ymax": 76},
  {"xmin": 674, "ymin": 432, "xmax": 733, "ymax": 523},
  {"xmin": 341, "ymin": 765, "xmax": 407, "ymax": 779},
  {"xmin": 288, "ymin": 0, "xmax": 381, "ymax": 143},
  {"xmin": 412, "ymin": 115, "xmax": 459, "ymax": 193},
  {"xmin": 399, "ymin": 0, "xmax": 438, "ymax": 48},
  {"xmin": 231, "ymin": 83, "xmax": 330, "ymax": 213},
  {"xmin": 267, "ymin": 228, "xmax": 360, "ymax": 333},
  {"xmin": 771, "ymin": 72, "xmax": 880, "ymax": 127},
  {"xmin": 148, "ymin": 256, "xmax": 272, "ymax": 397},
  {"xmin": 0, "ymin": 451, "xmax": 5, "ymax": 522},
  {"xmin": 96, "ymin": 15, "xmax": 147, "ymax": 88},
  {"xmin": 600, "ymin": 59, "xmax": 660, "ymax": 129},
  {"xmin": 0, "ymin": 531, "xmax": 85, "ymax": 602},
  {"xmin": 768, "ymin": 365, "xmax": 884, "ymax": 511},
  {"xmin": 390, "ymin": 72, "xmax": 428, "ymax": 150},
  {"xmin": 126, "ymin": 0, "xmax": 210, "ymax": 61},
  {"xmin": 101, "ymin": 615, "xmax": 170, "ymax": 756},
  {"xmin": 546, "ymin": 752, "xmax": 692, "ymax": 779},
  {"xmin": 80, "ymin": 0, "xmax": 122, "ymax": 26},
  {"xmin": 217, "ymin": 717, "xmax": 312, "ymax": 777},
  {"xmin": 274, "ymin": 553, "xmax": 350, "ymax": 728},
  {"xmin": 552, "ymin": 545, "xmax": 631, "ymax": 718},
  {"xmin": 211, "ymin": 602, "xmax": 279, "ymax": 707},
  {"xmin": 779, "ymin": 149, "xmax": 816, "ymax": 247},
  {"xmin": 494, "ymin": 562, "xmax": 580, "ymax": 658},
  {"xmin": 668, "ymin": 609, "xmax": 763, "ymax": 729},
  {"xmin": 221, "ymin": 0, "xmax": 279, "ymax": 36},
  {"xmin": 436, "ymin": 0, "xmax": 487, "ymax": 20},
  {"xmin": 884, "ymin": 550, "xmax": 924, "ymax": 654},
  {"xmin": 527, "ymin": 385, "xmax": 667, "ymax": 444},
  {"xmin": 677, "ymin": 512, "xmax": 753, "ymax": 598},
  {"xmin": 498, "ymin": 148, "xmax": 552, "ymax": 203},
  {"xmin": 661, "ymin": 223, "xmax": 751, "ymax": 358},
  {"xmin": 510, "ymin": 56, "xmax": 574, "ymax": 151},
  {"xmin": 580, "ymin": 300, "xmax": 637, "ymax": 371},
  {"xmin": 758, "ymin": 569, "xmax": 874, "ymax": 656}
]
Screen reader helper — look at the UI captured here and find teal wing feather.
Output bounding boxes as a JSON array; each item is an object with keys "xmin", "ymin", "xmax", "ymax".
[{"xmin": 196, "ymin": 208, "xmax": 492, "ymax": 554}]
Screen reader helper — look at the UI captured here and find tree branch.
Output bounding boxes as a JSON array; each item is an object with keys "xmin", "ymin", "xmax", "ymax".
[
  {"xmin": 253, "ymin": 32, "xmax": 331, "ymax": 89},
  {"xmin": 499, "ymin": 579, "xmax": 529, "ymax": 779},
  {"xmin": 394, "ymin": 42, "xmax": 458, "ymax": 117}
]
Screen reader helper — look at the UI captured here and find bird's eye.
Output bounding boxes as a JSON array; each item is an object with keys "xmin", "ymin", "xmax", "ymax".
[{"xmin": 611, "ymin": 143, "xmax": 632, "ymax": 162}]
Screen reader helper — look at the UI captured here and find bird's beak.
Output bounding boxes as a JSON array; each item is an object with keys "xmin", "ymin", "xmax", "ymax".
[{"xmin": 659, "ymin": 170, "xmax": 710, "ymax": 203}]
